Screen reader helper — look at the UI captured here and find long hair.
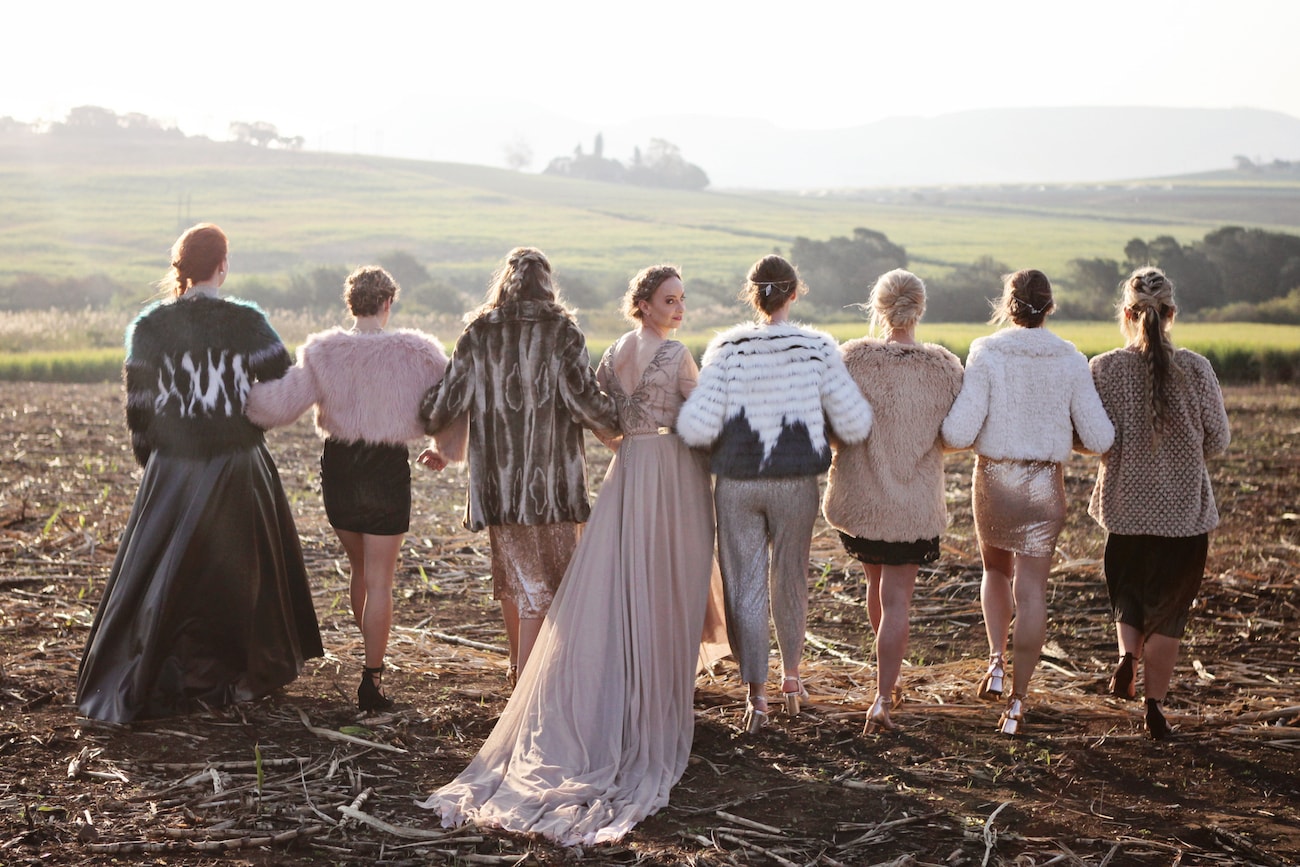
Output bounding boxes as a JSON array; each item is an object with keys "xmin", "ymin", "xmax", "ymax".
[
  {"xmin": 990, "ymin": 268, "xmax": 1054, "ymax": 328},
  {"xmin": 467, "ymin": 247, "xmax": 571, "ymax": 322},
  {"xmin": 1119, "ymin": 266, "xmax": 1179, "ymax": 438},
  {"xmin": 622, "ymin": 264, "xmax": 681, "ymax": 324},
  {"xmin": 159, "ymin": 223, "xmax": 227, "ymax": 298},
  {"xmin": 866, "ymin": 268, "xmax": 926, "ymax": 337},
  {"xmin": 739, "ymin": 254, "xmax": 806, "ymax": 320}
]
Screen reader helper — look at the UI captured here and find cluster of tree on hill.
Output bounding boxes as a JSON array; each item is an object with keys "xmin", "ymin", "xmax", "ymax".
[
  {"xmin": 1233, "ymin": 155, "xmax": 1300, "ymax": 175},
  {"xmin": 0, "ymin": 106, "xmax": 302, "ymax": 149},
  {"xmin": 785, "ymin": 225, "xmax": 1300, "ymax": 324},
  {"xmin": 543, "ymin": 134, "xmax": 709, "ymax": 190},
  {"xmin": 1062, "ymin": 226, "xmax": 1300, "ymax": 323}
]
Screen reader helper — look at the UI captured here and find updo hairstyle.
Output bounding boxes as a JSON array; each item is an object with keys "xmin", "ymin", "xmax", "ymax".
[
  {"xmin": 990, "ymin": 268, "xmax": 1054, "ymax": 328},
  {"xmin": 344, "ymin": 266, "xmax": 400, "ymax": 317},
  {"xmin": 741, "ymin": 254, "xmax": 806, "ymax": 319},
  {"xmin": 621, "ymin": 264, "xmax": 681, "ymax": 324},
  {"xmin": 867, "ymin": 268, "xmax": 926, "ymax": 335},
  {"xmin": 161, "ymin": 223, "xmax": 228, "ymax": 298}
]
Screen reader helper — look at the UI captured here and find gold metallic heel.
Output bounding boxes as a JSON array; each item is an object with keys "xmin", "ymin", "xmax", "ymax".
[
  {"xmin": 998, "ymin": 694, "xmax": 1024, "ymax": 735},
  {"xmin": 781, "ymin": 676, "xmax": 809, "ymax": 715},
  {"xmin": 977, "ymin": 652, "xmax": 1006, "ymax": 701},
  {"xmin": 742, "ymin": 696, "xmax": 769, "ymax": 734}
]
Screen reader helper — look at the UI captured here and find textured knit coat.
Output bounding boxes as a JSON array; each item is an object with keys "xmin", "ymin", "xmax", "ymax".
[
  {"xmin": 676, "ymin": 322, "xmax": 873, "ymax": 477},
  {"xmin": 1088, "ymin": 347, "xmax": 1230, "ymax": 537},
  {"xmin": 942, "ymin": 326, "xmax": 1114, "ymax": 460},
  {"xmin": 246, "ymin": 327, "xmax": 449, "ymax": 446},
  {"xmin": 419, "ymin": 300, "xmax": 618, "ymax": 532},
  {"xmin": 125, "ymin": 295, "xmax": 292, "ymax": 466},
  {"xmin": 823, "ymin": 339, "xmax": 964, "ymax": 542}
]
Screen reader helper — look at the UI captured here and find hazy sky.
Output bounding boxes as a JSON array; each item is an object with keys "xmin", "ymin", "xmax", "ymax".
[{"xmin": 7, "ymin": 0, "xmax": 1299, "ymax": 144}]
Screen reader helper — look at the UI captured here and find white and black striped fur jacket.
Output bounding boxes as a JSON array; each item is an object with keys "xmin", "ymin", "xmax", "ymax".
[{"xmin": 677, "ymin": 321, "xmax": 873, "ymax": 478}]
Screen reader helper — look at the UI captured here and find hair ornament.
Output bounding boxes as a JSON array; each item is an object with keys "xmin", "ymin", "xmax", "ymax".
[{"xmin": 1012, "ymin": 295, "xmax": 1049, "ymax": 315}]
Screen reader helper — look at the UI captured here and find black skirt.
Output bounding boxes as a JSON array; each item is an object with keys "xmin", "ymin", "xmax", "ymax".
[
  {"xmin": 76, "ymin": 444, "xmax": 323, "ymax": 723},
  {"xmin": 320, "ymin": 438, "xmax": 411, "ymax": 535},
  {"xmin": 838, "ymin": 532, "xmax": 941, "ymax": 566},
  {"xmin": 1104, "ymin": 532, "xmax": 1209, "ymax": 639}
]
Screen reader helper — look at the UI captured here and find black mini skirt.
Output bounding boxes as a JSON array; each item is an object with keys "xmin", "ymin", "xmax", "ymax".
[
  {"xmin": 838, "ymin": 532, "xmax": 941, "ymax": 566},
  {"xmin": 320, "ymin": 438, "xmax": 411, "ymax": 535}
]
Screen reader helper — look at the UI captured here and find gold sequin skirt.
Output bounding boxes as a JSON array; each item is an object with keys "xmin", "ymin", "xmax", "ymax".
[
  {"xmin": 972, "ymin": 456, "xmax": 1065, "ymax": 558},
  {"xmin": 488, "ymin": 523, "xmax": 579, "ymax": 618}
]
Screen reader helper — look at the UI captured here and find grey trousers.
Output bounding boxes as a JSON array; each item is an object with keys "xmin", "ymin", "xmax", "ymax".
[{"xmin": 714, "ymin": 476, "xmax": 820, "ymax": 684}]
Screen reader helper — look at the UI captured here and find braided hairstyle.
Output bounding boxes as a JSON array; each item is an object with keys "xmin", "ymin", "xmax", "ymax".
[
  {"xmin": 867, "ymin": 268, "xmax": 926, "ymax": 336},
  {"xmin": 160, "ymin": 223, "xmax": 227, "ymax": 298},
  {"xmin": 1119, "ymin": 266, "xmax": 1179, "ymax": 438},
  {"xmin": 344, "ymin": 266, "xmax": 400, "ymax": 317},
  {"xmin": 990, "ymin": 268, "xmax": 1054, "ymax": 328},
  {"xmin": 740, "ymin": 254, "xmax": 806, "ymax": 320},
  {"xmin": 622, "ymin": 264, "xmax": 681, "ymax": 324},
  {"xmin": 469, "ymin": 246, "xmax": 570, "ymax": 322}
]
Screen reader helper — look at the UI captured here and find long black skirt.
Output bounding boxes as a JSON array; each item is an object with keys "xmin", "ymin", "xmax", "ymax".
[{"xmin": 76, "ymin": 444, "xmax": 323, "ymax": 724}]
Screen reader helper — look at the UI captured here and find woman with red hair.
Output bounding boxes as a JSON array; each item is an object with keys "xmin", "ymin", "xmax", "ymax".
[{"xmin": 76, "ymin": 223, "xmax": 322, "ymax": 724}]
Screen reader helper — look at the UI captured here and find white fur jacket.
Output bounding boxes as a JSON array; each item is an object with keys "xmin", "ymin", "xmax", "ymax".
[
  {"xmin": 677, "ymin": 322, "xmax": 873, "ymax": 478},
  {"xmin": 942, "ymin": 326, "xmax": 1114, "ymax": 461},
  {"xmin": 823, "ymin": 339, "xmax": 964, "ymax": 542},
  {"xmin": 246, "ymin": 327, "xmax": 448, "ymax": 447}
]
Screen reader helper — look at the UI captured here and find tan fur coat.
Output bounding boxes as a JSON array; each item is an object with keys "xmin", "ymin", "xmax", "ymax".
[{"xmin": 822, "ymin": 339, "xmax": 963, "ymax": 542}]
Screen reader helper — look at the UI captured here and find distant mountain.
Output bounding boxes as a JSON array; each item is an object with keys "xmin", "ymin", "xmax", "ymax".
[{"xmin": 363, "ymin": 105, "xmax": 1300, "ymax": 190}]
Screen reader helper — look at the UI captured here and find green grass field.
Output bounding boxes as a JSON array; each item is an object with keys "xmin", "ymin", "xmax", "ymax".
[
  {"xmin": 5, "ymin": 135, "xmax": 1300, "ymax": 301},
  {"xmin": 5, "ymin": 312, "xmax": 1295, "ymax": 385}
]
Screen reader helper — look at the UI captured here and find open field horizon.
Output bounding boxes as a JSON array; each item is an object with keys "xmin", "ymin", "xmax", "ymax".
[{"xmin": 5, "ymin": 134, "xmax": 1300, "ymax": 307}]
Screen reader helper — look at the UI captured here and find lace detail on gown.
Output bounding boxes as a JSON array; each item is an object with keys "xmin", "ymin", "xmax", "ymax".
[{"xmin": 601, "ymin": 336, "xmax": 691, "ymax": 435}]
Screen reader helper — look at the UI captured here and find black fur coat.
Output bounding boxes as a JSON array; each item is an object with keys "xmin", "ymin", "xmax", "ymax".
[{"xmin": 124, "ymin": 295, "xmax": 292, "ymax": 465}]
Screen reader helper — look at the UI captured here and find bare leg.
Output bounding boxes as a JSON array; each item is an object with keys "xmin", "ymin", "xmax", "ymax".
[
  {"xmin": 1142, "ymin": 634, "xmax": 1180, "ymax": 702},
  {"xmin": 864, "ymin": 564, "xmax": 883, "ymax": 637},
  {"xmin": 516, "ymin": 616, "xmax": 545, "ymax": 674},
  {"xmin": 1008, "ymin": 554, "xmax": 1052, "ymax": 698},
  {"xmin": 500, "ymin": 600, "xmax": 521, "ymax": 670},
  {"xmin": 874, "ymin": 563, "xmax": 918, "ymax": 701},
  {"xmin": 1116, "ymin": 622, "xmax": 1145, "ymax": 660},
  {"xmin": 357, "ymin": 534, "xmax": 402, "ymax": 670},
  {"xmin": 336, "ymin": 529, "xmax": 367, "ymax": 634},
  {"xmin": 979, "ymin": 545, "xmax": 1015, "ymax": 657}
]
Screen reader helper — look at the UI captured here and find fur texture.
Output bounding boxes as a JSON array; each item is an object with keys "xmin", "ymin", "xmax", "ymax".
[
  {"xmin": 941, "ymin": 326, "xmax": 1114, "ymax": 461},
  {"xmin": 420, "ymin": 301, "xmax": 618, "ymax": 532},
  {"xmin": 125, "ymin": 295, "xmax": 290, "ymax": 466},
  {"xmin": 1088, "ymin": 347, "xmax": 1230, "ymax": 536},
  {"xmin": 246, "ymin": 327, "xmax": 448, "ymax": 447},
  {"xmin": 823, "ymin": 339, "xmax": 964, "ymax": 541},
  {"xmin": 677, "ymin": 322, "xmax": 872, "ymax": 478}
]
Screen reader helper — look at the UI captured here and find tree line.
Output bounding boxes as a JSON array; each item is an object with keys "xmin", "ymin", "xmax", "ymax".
[
  {"xmin": 5, "ymin": 224, "xmax": 1300, "ymax": 322},
  {"xmin": 786, "ymin": 226, "xmax": 1300, "ymax": 323}
]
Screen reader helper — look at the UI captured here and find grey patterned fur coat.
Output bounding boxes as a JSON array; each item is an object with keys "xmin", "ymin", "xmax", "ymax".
[{"xmin": 420, "ymin": 300, "xmax": 617, "ymax": 532}]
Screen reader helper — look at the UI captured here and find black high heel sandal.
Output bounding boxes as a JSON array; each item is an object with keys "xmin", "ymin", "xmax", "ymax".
[
  {"xmin": 1108, "ymin": 652, "xmax": 1137, "ymax": 700},
  {"xmin": 358, "ymin": 664, "xmax": 395, "ymax": 712},
  {"xmin": 1145, "ymin": 698, "xmax": 1172, "ymax": 740}
]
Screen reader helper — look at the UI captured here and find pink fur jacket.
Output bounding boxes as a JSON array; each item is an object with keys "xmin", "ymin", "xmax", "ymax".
[
  {"xmin": 246, "ymin": 327, "xmax": 450, "ymax": 447},
  {"xmin": 823, "ymin": 339, "xmax": 964, "ymax": 542}
]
